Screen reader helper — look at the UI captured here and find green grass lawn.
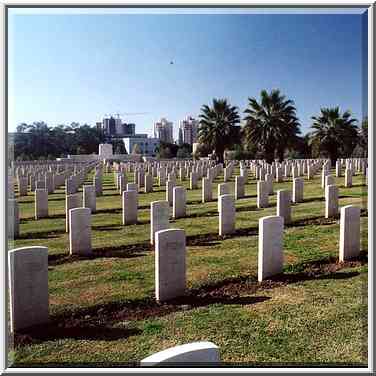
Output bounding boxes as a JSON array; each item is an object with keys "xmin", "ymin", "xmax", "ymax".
[{"xmin": 9, "ymin": 167, "xmax": 368, "ymax": 367}]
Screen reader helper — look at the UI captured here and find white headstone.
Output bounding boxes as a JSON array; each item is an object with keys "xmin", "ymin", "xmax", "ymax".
[
  {"xmin": 345, "ymin": 168, "xmax": 353, "ymax": 188},
  {"xmin": 202, "ymin": 177, "xmax": 212, "ymax": 203},
  {"xmin": 150, "ymin": 200, "xmax": 169, "ymax": 244},
  {"xmin": 173, "ymin": 186, "xmax": 186, "ymax": 219},
  {"xmin": 292, "ymin": 178, "xmax": 304, "ymax": 203},
  {"xmin": 83, "ymin": 185, "xmax": 96, "ymax": 213},
  {"xmin": 122, "ymin": 190, "xmax": 138, "ymax": 225},
  {"xmin": 190, "ymin": 172, "xmax": 198, "ymax": 190},
  {"xmin": 166, "ymin": 181, "xmax": 175, "ymax": 206},
  {"xmin": 235, "ymin": 176, "xmax": 245, "ymax": 200},
  {"xmin": 141, "ymin": 341, "xmax": 220, "ymax": 366},
  {"xmin": 93, "ymin": 175, "xmax": 102, "ymax": 196},
  {"xmin": 8, "ymin": 199, "xmax": 20, "ymax": 239},
  {"xmin": 35, "ymin": 189, "xmax": 48, "ymax": 219},
  {"xmin": 339, "ymin": 205, "xmax": 360, "ymax": 261},
  {"xmin": 258, "ymin": 215, "xmax": 284, "ymax": 281},
  {"xmin": 145, "ymin": 174, "xmax": 153, "ymax": 193},
  {"xmin": 257, "ymin": 181, "xmax": 268, "ymax": 208},
  {"xmin": 18, "ymin": 177, "xmax": 28, "ymax": 196},
  {"xmin": 8, "ymin": 246, "xmax": 49, "ymax": 332},
  {"xmin": 325, "ymin": 184, "xmax": 338, "ymax": 218},
  {"xmin": 219, "ymin": 194, "xmax": 235, "ymax": 235},
  {"xmin": 277, "ymin": 190, "xmax": 291, "ymax": 224},
  {"xmin": 65, "ymin": 193, "xmax": 81, "ymax": 232},
  {"xmin": 69, "ymin": 207, "xmax": 92, "ymax": 255},
  {"xmin": 155, "ymin": 228, "xmax": 186, "ymax": 302}
]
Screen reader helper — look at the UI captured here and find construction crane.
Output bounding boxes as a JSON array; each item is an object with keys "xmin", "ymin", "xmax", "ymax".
[{"xmin": 103, "ymin": 112, "xmax": 150, "ymax": 119}]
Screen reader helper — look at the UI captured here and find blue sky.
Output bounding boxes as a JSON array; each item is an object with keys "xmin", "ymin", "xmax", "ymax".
[{"xmin": 8, "ymin": 8, "xmax": 368, "ymax": 138}]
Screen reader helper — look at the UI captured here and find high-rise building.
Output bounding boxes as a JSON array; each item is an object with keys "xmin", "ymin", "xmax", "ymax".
[
  {"xmin": 178, "ymin": 128, "xmax": 183, "ymax": 146},
  {"xmin": 115, "ymin": 117, "xmax": 122, "ymax": 135},
  {"xmin": 154, "ymin": 118, "xmax": 174, "ymax": 144},
  {"xmin": 96, "ymin": 122, "xmax": 103, "ymax": 133},
  {"xmin": 179, "ymin": 116, "xmax": 199, "ymax": 145},
  {"xmin": 103, "ymin": 117, "xmax": 117, "ymax": 136},
  {"xmin": 122, "ymin": 123, "xmax": 135, "ymax": 135},
  {"xmin": 101, "ymin": 116, "xmax": 136, "ymax": 138},
  {"xmin": 99, "ymin": 115, "xmax": 158, "ymax": 156}
]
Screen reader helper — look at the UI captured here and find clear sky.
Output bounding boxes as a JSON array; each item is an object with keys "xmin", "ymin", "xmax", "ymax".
[{"xmin": 8, "ymin": 8, "xmax": 368, "ymax": 138}]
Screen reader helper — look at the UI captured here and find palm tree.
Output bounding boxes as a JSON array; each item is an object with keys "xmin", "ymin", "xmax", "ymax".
[
  {"xmin": 243, "ymin": 89, "xmax": 300, "ymax": 164},
  {"xmin": 309, "ymin": 107, "xmax": 358, "ymax": 166},
  {"xmin": 198, "ymin": 98, "xmax": 240, "ymax": 163}
]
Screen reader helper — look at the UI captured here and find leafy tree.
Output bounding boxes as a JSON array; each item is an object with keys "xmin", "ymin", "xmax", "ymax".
[
  {"xmin": 74, "ymin": 124, "xmax": 104, "ymax": 154},
  {"xmin": 76, "ymin": 146, "xmax": 86, "ymax": 155},
  {"xmin": 158, "ymin": 147, "xmax": 172, "ymax": 159},
  {"xmin": 192, "ymin": 142, "xmax": 211, "ymax": 160},
  {"xmin": 12, "ymin": 121, "xmax": 105, "ymax": 160},
  {"xmin": 353, "ymin": 117, "xmax": 368, "ymax": 157},
  {"xmin": 198, "ymin": 98, "xmax": 240, "ymax": 163},
  {"xmin": 132, "ymin": 144, "xmax": 142, "ymax": 154},
  {"xmin": 233, "ymin": 143, "xmax": 256, "ymax": 161},
  {"xmin": 13, "ymin": 122, "xmax": 52, "ymax": 159},
  {"xmin": 243, "ymin": 89, "xmax": 300, "ymax": 164},
  {"xmin": 176, "ymin": 143, "xmax": 192, "ymax": 159},
  {"xmin": 309, "ymin": 107, "xmax": 358, "ymax": 166},
  {"xmin": 112, "ymin": 139, "xmax": 126, "ymax": 154},
  {"xmin": 285, "ymin": 134, "xmax": 311, "ymax": 159},
  {"xmin": 156, "ymin": 142, "xmax": 179, "ymax": 159}
]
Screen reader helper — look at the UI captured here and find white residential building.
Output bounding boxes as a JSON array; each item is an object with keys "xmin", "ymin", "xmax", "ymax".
[
  {"xmin": 123, "ymin": 135, "xmax": 160, "ymax": 157},
  {"xmin": 178, "ymin": 116, "xmax": 199, "ymax": 145}
]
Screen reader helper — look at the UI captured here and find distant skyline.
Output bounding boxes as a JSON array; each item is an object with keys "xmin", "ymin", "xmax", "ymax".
[{"xmin": 8, "ymin": 8, "xmax": 368, "ymax": 139}]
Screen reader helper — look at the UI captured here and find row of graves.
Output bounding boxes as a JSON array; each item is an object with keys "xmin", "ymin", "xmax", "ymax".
[{"xmin": 7, "ymin": 157, "xmax": 367, "ymax": 364}]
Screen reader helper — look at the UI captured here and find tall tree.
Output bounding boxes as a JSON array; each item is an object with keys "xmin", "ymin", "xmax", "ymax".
[
  {"xmin": 355, "ymin": 117, "xmax": 368, "ymax": 157},
  {"xmin": 309, "ymin": 107, "xmax": 358, "ymax": 166},
  {"xmin": 198, "ymin": 98, "xmax": 240, "ymax": 163},
  {"xmin": 243, "ymin": 89, "xmax": 300, "ymax": 164},
  {"xmin": 12, "ymin": 122, "xmax": 105, "ymax": 160},
  {"xmin": 131, "ymin": 143, "xmax": 142, "ymax": 154}
]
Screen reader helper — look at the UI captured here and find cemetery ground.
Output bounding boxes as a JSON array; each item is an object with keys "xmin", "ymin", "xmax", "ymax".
[{"xmin": 10, "ymin": 168, "xmax": 367, "ymax": 366}]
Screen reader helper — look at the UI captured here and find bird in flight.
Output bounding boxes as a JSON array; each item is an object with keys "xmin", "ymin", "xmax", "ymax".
[{"xmin": 170, "ymin": 61, "xmax": 174, "ymax": 65}]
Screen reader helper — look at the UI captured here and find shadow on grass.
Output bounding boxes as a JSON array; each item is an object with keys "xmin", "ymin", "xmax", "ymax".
[
  {"xmin": 48, "ymin": 242, "xmax": 152, "ymax": 266},
  {"xmin": 20, "ymin": 213, "xmax": 67, "ymax": 222},
  {"xmin": 288, "ymin": 216, "xmax": 338, "ymax": 228},
  {"xmin": 186, "ymin": 224, "xmax": 260, "ymax": 246},
  {"xmin": 340, "ymin": 183, "xmax": 367, "ymax": 189},
  {"xmin": 102, "ymin": 185, "xmax": 117, "ymax": 190},
  {"xmin": 101, "ymin": 193, "xmax": 122, "ymax": 198},
  {"xmin": 138, "ymin": 205, "xmax": 150, "ymax": 210},
  {"xmin": 187, "ymin": 199, "xmax": 205, "ymax": 206},
  {"xmin": 18, "ymin": 195, "xmax": 66, "ymax": 204},
  {"xmin": 302, "ymin": 197, "xmax": 324, "ymax": 204},
  {"xmin": 48, "ymin": 293, "xmax": 271, "ymax": 332},
  {"xmin": 39, "ymin": 253, "xmax": 367, "ymax": 343},
  {"xmin": 95, "ymin": 208, "xmax": 122, "ymax": 215},
  {"xmin": 17, "ymin": 229, "xmax": 66, "ymax": 240},
  {"xmin": 184, "ymin": 210, "xmax": 218, "ymax": 219},
  {"xmin": 47, "ymin": 197, "xmax": 68, "ymax": 202},
  {"xmin": 242, "ymin": 194, "xmax": 257, "ymax": 199},
  {"xmin": 92, "ymin": 220, "xmax": 150, "ymax": 229},
  {"xmin": 283, "ymin": 250, "xmax": 368, "ymax": 273},
  {"xmin": 236, "ymin": 205, "xmax": 260, "ymax": 213},
  {"xmin": 92, "ymin": 225, "xmax": 123, "ymax": 232}
]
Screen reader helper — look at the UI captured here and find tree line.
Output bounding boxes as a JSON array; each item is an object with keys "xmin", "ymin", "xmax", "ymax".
[
  {"xmin": 196, "ymin": 89, "xmax": 367, "ymax": 166},
  {"xmin": 11, "ymin": 122, "xmax": 105, "ymax": 161},
  {"xmin": 11, "ymin": 89, "xmax": 367, "ymax": 164}
]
